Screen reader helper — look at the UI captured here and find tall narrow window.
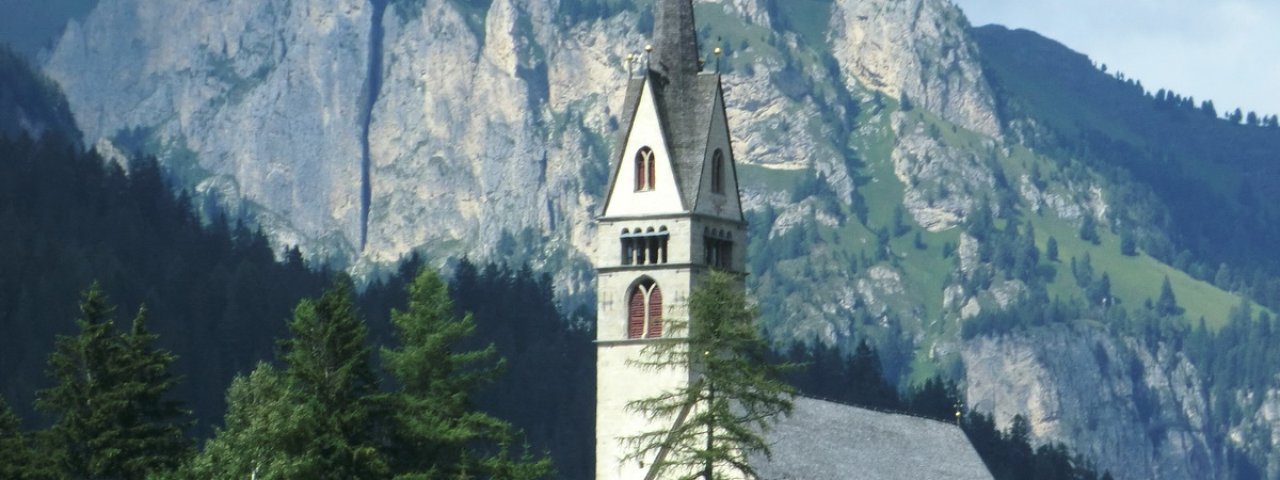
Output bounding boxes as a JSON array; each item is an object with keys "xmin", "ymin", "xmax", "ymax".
[
  {"xmin": 711, "ymin": 149, "xmax": 725, "ymax": 194},
  {"xmin": 635, "ymin": 147, "xmax": 655, "ymax": 191},
  {"xmin": 621, "ymin": 229, "xmax": 633, "ymax": 265},
  {"xmin": 627, "ymin": 280, "xmax": 664, "ymax": 339},
  {"xmin": 646, "ymin": 285, "xmax": 663, "ymax": 337},
  {"xmin": 628, "ymin": 286, "xmax": 646, "ymax": 338}
]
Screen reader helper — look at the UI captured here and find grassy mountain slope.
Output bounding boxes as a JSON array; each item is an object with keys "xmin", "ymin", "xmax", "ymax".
[{"xmin": 974, "ymin": 25, "xmax": 1280, "ymax": 309}]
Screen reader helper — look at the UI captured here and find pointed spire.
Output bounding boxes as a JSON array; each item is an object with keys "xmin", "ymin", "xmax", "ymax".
[{"xmin": 652, "ymin": 0, "xmax": 700, "ymax": 81}]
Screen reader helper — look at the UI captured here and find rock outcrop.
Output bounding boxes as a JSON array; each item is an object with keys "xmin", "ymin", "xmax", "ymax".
[
  {"xmin": 963, "ymin": 324, "xmax": 1216, "ymax": 480},
  {"xmin": 829, "ymin": 0, "xmax": 1001, "ymax": 137}
]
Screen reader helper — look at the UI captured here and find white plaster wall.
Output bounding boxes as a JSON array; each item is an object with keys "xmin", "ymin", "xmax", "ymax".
[
  {"xmin": 596, "ymin": 343, "xmax": 693, "ymax": 479},
  {"xmin": 604, "ymin": 79, "xmax": 687, "ymax": 217}
]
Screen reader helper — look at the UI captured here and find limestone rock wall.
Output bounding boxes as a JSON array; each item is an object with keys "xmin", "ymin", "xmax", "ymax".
[{"xmin": 963, "ymin": 324, "xmax": 1216, "ymax": 480}]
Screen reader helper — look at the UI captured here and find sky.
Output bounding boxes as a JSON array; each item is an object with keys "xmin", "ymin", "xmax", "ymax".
[{"xmin": 954, "ymin": 0, "xmax": 1280, "ymax": 117}]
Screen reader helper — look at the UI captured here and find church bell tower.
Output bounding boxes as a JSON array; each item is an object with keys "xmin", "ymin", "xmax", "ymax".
[{"xmin": 594, "ymin": 0, "xmax": 747, "ymax": 478}]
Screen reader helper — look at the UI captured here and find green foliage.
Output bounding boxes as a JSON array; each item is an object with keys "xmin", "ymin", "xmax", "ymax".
[
  {"xmin": 975, "ymin": 25, "xmax": 1280, "ymax": 312},
  {"xmin": 194, "ymin": 277, "xmax": 388, "ymax": 479},
  {"xmin": 188, "ymin": 364, "xmax": 324, "ymax": 479},
  {"xmin": 36, "ymin": 284, "xmax": 191, "ymax": 479},
  {"xmin": 625, "ymin": 270, "xmax": 795, "ymax": 480},
  {"xmin": 1119, "ymin": 230, "xmax": 1137, "ymax": 256},
  {"xmin": 444, "ymin": 260, "xmax": 594, "ymax": 479},
  {"xmin": 0, "ymin": 133, "xmax": 332, "ymax": 432},
  {"xmin": 0, "ymin": 396, "xmax": 44, "ymax": 480},
  {"xmin": 380, "ymin": 267, "xmax": 552, "ymax": 479},
  {"xmin": 1077, "ymin": 215, "xmax": 1099, "ymax": 245},
  {"xmin": 1155, "ymin": 277, "xmax": 1184, "ymax": 317},
  {"xmin": 779, "ymin": 339, "xmax": 901, "ymax": 411},
  {"xmin": 1046, "ymin": 236, "xmax": 1059, "ymax": 262}
]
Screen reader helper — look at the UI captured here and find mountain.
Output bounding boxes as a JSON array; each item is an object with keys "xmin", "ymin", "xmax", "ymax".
[
  {"xmin": 0, "ymin": 46, "xmax": 79, "ymax": 142},
  {"xmin": 30, "ymin": 0, "xmax": 1280, "ymax": 477}
]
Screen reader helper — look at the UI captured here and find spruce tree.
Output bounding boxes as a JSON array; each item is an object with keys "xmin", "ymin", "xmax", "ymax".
[
  {"xmin": 278, "ymin": 275, "xmax": 387, "ymax": 478},
  {"xmin": 36, "ymin": 284, "xmax": 190, "ymax": 479},
  {"xmin": 381, "ymin": 267, "xmax": 552, "ymax": 479},
  {"xmin": 1, "ymin": 396, "xmax": 39, "ymax": 479},
  {"xmin": 192, "ymin": 276, "xmax": 388, "ymax": 479},
  {"xmin": 1156, "ymin": 276, "xmax": 1184, "ymax": 317},
  {"xmin": 625, "ymin": 270, "xmax": 795, "ymax": 480},
  {"xmin": 190, "ymin": 364, "xmax": 329, "ymax": 479}
]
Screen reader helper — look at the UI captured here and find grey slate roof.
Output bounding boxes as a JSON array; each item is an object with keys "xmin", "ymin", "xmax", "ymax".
[
  {"xmin": 753, "ymin": 397, "xmax": 995, "ymax": 480},
  {"xmin": 601, "ymin": 0, "xmax": 721, "ymax": 217},
  {"xmin": 652, "ymin": 0, "xmax": 701, "ymax": 80}
]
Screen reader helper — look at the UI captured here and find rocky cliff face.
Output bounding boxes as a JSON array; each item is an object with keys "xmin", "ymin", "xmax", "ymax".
[
  {"xmin": 829, "ymin": 0, "xmax": 1000, "ymax": 137},
  {"xmin": 963, "ymin": 324, "xmax": 1216, "ymax": 479},
  {"xmin": 40, "ymin": 0, "xmax": 1259, "ymax": 478},
  {"xmin": 46, "ymin": 0, "xmax": 373, "ymax": 261}
]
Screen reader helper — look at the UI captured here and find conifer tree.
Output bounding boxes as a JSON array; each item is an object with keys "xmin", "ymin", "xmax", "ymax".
[
  {"xmin": 36, "ymin": 284, "xmax": 190, "ymax": 479},
  {"xmin": 191, "ymin": 276, "xmax": 388, "ymax": 479},
  {"xmin": 1, "ymin": 396, "xmax": 40, "ymax": 479},
  {"xmin": 625, "ymin": 270, "xmax": 795, "ymax": 480},
  {"xmin": 190, "ymin": 363, "xmax": 328, "ymax": 479},
  {"xmin": 381, "ymin": 267, "xmax": 552, "ymax": 479},
  {"xmin": 1156, "ymin": 276, "xmax": 1184, "ymax": 317}
]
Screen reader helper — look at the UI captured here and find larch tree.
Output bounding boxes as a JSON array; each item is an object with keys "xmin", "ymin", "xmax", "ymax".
[
  {"xmin": 381, "ymin": 267, "xmax": 552, "ymax": 479},
  {"xmin": 625, "ymin": 270, "xmax": 795, "ymax": 480}
]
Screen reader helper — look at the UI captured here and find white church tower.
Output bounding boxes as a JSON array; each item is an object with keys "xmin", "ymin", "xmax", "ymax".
[{"xmin": 594, "ymin": 0, "xmax": 747, "ymax": 478}]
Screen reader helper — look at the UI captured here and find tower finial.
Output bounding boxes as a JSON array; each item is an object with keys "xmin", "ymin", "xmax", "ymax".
[{"xmin": 652, "ymin": 0, "xmax": 700, "ymax": 80}]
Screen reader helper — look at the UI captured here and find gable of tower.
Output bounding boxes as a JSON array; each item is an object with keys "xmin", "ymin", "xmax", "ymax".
[
  {"xmin": 602, "ymin": 76, "xmax": 686, "ymax": 217},
  {"xmin": 602, "ymin": 73, "xmax": 722, "ymax": 218},
  {"xmin": 692, "ymin": 80, "xmax": 745, "ymax": 222}
]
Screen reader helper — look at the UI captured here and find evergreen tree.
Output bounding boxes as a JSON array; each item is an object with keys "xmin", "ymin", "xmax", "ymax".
[
  {"xmin": 189, "ymin": 364, "xmax": 323, "ymax": 479},
  {"xmin": 381, "ymin": 267, "xmax": 552, "ymax": 479},
  {"xmin": 1046, "ymin": 236, "xmax": 1059, "ymax": 262},
  {"xmin": 115, "ymin": 306, "xmax": 193, "ymax": 473},
  {"xmin": 1120, "ymin": 231, "xmax": 1137, "ymax": 256},
  {"xmin": 0, "ymin": 396, "xmax": 41, "ymax": 480},
  {"xmin": 1155, "ymin": 277, "xmax": 1184, "ymax": 317},
  {"xmin": 1078, "ymin": 215, "xmax": 1100, "ymax": 244},
  {"xmin": 845, "ymin": 340, "xmax": 901, "ymax": 410},
  {"xmin": 625, "ymin": 270, "xmax": 795, "ymax": 480},
  {"xmin": 192, "ymin": 276, "xmax": 388, "ymax": 479},
  {"xmin": 36, "ymin": 284, "xmax": 191, "ymax": 479}
]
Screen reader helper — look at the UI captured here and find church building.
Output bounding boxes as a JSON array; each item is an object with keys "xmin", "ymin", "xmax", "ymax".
[{"xmin": 592, "ymin": 1, "xmax": 994, "ymax": 479}]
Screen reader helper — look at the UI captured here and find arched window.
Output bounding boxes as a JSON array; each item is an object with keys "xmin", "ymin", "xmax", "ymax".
[
  {"xmin": 635, "ymin": 147, "xmax": 656, "ymax": 191},
  {"xmin": 711, "ymin": 149, "xmax": 725, "ymax": 194},
  {"xmin": 627, "ymin": 280, "xmax": 663, "ymax": 339}
]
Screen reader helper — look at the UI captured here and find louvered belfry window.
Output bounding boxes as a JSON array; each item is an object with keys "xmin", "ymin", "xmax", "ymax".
[{"xmin": 627, "ymin": 279, "xmax": 663, "ymax": 339}]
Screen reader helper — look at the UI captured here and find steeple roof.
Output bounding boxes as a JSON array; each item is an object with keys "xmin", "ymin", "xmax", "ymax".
[
  {"xmin": 603, "ymin": 0, "xmax": 735, "ymax": 218},
  {"xmin": 651, "ymin": 0, "xmax": 700, "ymax": 82}
]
